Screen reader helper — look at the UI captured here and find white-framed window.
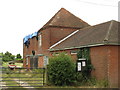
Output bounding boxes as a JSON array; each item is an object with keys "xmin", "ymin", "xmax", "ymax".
[
  {"xmin": 38, "ymin": 34, "xmax": 42, "ymax": 47},
  {"xmin": 70, "ymin": 51, "xmax": 78, "ymax": 55},
  {"xmin": 52, "ymin": 52, "xmax": 59, "ymax": 56}
]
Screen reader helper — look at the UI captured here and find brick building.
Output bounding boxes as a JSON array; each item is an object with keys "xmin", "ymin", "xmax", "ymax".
[
  {"xmin": 49, "ymin": 20, "xmax": 120, "ymax": 87},
  {"xmin": 23, "ymin": 8, "xmax": 89, "ymax": 68},
  {"xmin": 23, "ymin": 8, "xmax": 120, "ymax": 87}
]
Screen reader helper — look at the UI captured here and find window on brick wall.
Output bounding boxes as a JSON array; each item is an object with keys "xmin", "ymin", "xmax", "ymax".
[
  {"xmin": 38, "ymin": 34, "xmax": 42, "ymax": 47},
  {"xmin": 52, "ymin": 52, "xmax": 59, "ymax": 56},
  {"xmin": 70, "ymin": 50, "xmax": 77, "ymax": 55}
]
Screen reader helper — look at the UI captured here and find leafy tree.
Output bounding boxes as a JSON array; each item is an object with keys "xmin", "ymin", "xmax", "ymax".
[
  {"xmin": 0, "ymin": 53, "xmax": 3, "ymax": 58},
  {"xmin": 16, "ymin": 54, "xmax": 22, "ymax": 60},
  {"xmin": 47, "ymin": 53, "xmax": 76, "ymax": 86},
  {"xmin": 2, "ymin": 51, "xmax": 15, "ymax": 62},
  {"xmin": 0, "ymin": 53, "xmax": 3, "ymax": 65}
]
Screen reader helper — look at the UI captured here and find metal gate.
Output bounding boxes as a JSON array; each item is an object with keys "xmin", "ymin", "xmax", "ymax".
[{"xmin": 1, "ymin": 67, "xmax": 45, "ymax": 88}]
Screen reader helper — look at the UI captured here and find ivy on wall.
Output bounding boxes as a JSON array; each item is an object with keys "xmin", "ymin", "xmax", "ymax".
[{"xmin": 77, "ymin": 48, "xmax": 93, "ymax": 77}]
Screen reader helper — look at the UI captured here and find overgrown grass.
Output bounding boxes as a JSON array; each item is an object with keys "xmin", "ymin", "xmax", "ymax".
[
  {"xmin": 2, "ymin": 62, "xmax": 9, "ymax": 67},
  {"xmin": 2, "ymin": 68, "xmax": 44, "ymax": 88},
  {"xmin": 2, "ymin": 73, "xmax": 27, "ymax": 89},
  {"xmin": 74, "ymin": 77, "xmax": 109, "ymax": 88},
  {"xmin": 2, "ymin": 68, "xmax": 109, "ymax": 88},
  {"xmin": 87, "ymin": 78, "xmax": 109, "ymax": 88},
  {"xmin": 18, "ymin": 69, "xmax": 44, "ymax": 87},
  {"xmin": 2, "ymin": 62, "xmax": 23, "ymax": 67},
  {"xmin": 3, "ymin": 74, "xmax": 20, "ymax": 87}
]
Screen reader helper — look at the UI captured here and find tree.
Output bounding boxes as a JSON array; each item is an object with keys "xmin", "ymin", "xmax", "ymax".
[
  {"xmin": 2, "ymin": 51, "xmax": 15, "ymax": 62},
  {"xmin": 0, "ymin": 53, "xmax": 3, "ymax": 58},
  {"xmin": 16, "ymin": 54, "xmax": 22, "ymax": 60}
]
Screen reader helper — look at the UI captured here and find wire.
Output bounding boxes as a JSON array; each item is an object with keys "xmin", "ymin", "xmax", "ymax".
[{"xmin": 76, "ymin": 0, "xmax": 118, "ymax": 7}]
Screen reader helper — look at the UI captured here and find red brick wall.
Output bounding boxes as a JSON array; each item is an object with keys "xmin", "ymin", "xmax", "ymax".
[
  {"xmin": 23, "ymin": 56, "xmax": 30, "ymax": 69},
  {"xmin": 39, "ymin": 28, "xmax": 50, "ymax": 56},
  {"xmin": 90, "ymin": 46, "xmax": 109, "ymax": 80},
  {"xmin": 118, "ymin": 46, "xmax": 120, "ymax": 88},
  {"xmin": 23, "ymin": 38, "xmax": 119, "ymax": 87},
  {"xmin": 90, "ymin": 45, "xmax": 119, "ymax": 87},
  {"xmin": 52, "ymin": 45, "xmax": 119, "ymax": 87},
  {"xmin": 38, "ymin": 56, "xmax": 44, "ymax": 68},
  {"xmin": 23, "ymin": 27, "xmax": 78, "ymax": 68},
  {"xmin": 51, "ymin": 45, "xmax": 119, "ymax": 87},
  {"xmin": 50, "ymin": 49, "xmax": 79, "ymax": 62},
  {"xmin": 38, "ymin": 27, "xmax": 78, "ymax": 56},
  {"xmin": 50, "ymin": 27, "xmax": 77, "ymax": 46},
  {"xmin": 107, "ymin": 46, "xmax": 119, "ymax": 87},
  {"xmin": 49, "ymin": 45, "xmax": 120, "ymax": 87},
  {"xmin": 37, "ymin": 27, "xmax": 78, "ymax": 55},
  {"xmin": 48, "ymin": 46, "xmax": 112, "ymax": 86},
  {"xmin": 28, "ymin": 37, "xmax": 38, "ymax": 55},
  {"xmin": 23, "ymin": 37, "xmax": 38, "ymax": 68}
]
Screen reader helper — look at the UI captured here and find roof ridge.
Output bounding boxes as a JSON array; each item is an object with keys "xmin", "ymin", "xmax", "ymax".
[
  {"xmin": 48, "ymin": 8, "xmax": 89, "ymax": 26},
  {"xmin": 103, "ymin": 20, "xmax": 114, "ymax": 42},
  {"xmin": 60, "ymin": 8, "xmax": 90, "ymax": 26},
  {"xmin": 41, "ymin": 8, "xmax": 62, "ymax": 29},
  {"xmin": 49, "ymin": 30, "xmax": 79, "ymax": 49},
  {"xmin": 39, "ymin": 8, "xmax": 90, "ymax": 31}
]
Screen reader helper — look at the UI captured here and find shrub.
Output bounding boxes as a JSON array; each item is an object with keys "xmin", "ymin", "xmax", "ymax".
[{"xmin": 47, "ymin": 53, "xmax": 76, "ymax": 86}]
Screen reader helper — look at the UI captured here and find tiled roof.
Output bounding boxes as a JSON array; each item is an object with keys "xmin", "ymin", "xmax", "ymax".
[
  {"xmin": 50, "ymin": 20, "xmax": 120, "ymax": 51},
  {"xmin": 40, "ymin": 8, "xmax": 90, "ymax": 31}
]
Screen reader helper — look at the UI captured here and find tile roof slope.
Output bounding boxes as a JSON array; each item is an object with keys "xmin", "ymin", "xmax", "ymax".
[
  {"xmin": 50, "ymin": 20, "xmax": 120, "ymax": 51},
  {"xmin": 106, "ymin": 20, "xmax": 120, "ymax": 44},
  {"xmin": 40, "ymin": 8, "xmax": 90, "ymax": 30}
]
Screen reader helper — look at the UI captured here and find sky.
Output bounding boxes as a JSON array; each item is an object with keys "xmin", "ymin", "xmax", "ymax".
[{"xmin": 0, "ymin": 0, "xmax": 119, "ymax": 56}]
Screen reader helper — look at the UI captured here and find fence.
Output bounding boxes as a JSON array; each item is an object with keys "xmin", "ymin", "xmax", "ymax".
[{"xmin": 1, "ymin": 67, "xmax": 46, "ymax": 88}]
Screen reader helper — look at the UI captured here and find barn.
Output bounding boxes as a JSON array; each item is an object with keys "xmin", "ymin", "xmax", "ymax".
[
  {"xmin": 49, "ymin": 20, "xmax": 120, "ymax": 87},
  {"xmin": 23, "ymin": 8, "xmax": 120, "ymax": 87},
  {"xmin": 23, "ymin": 8, "xmax": 89, "ymax": 68}
]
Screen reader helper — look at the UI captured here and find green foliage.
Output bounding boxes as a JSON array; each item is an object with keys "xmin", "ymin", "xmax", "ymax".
[
  {"xmin": 0, "ymin": 52, "xmax": 3, "ymax": 56},
  {"xmin": 74, "ymin": 73, "xmax": 109, "ymax": 87},
  {"xmin": 0, "ymin": 53, "xmax": 3, "ymax": 60},
  {"xmin": 2, "ymin": 51, "xmax": 15, "ymax": 62},
  {"xmin": 16, "ymin": 53, "xmax": 23, "ymax": 61},
  {"xmin": 47, "ymin": 53, "xmax": 76, "ymax": 86},
  {"xmin": 84, "ymin": 77, "xmax": 109, "ymax": 87},
  {"xmin": 32, "ymin": 68, "xmax": 45, "ymax": 73},
  {"xmin": 77, "ymin": 48, "xmax": 93, "ymax": 77},
  {"xmin": 16, "ymin": 54, "xmax": 22, "ymax": 59},
  {"xmin": 1, "ymin": 52, "xmax": 23, "ymax": 62}
]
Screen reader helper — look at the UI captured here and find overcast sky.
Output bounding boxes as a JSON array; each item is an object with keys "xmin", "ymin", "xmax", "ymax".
[{"xmin": 0, "ymin": 0, "xmax": 119, "ymax": 56}]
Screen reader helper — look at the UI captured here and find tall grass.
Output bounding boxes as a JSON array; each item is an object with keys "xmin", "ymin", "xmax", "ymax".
[{"xmin": 78, "ymin": 77, "xmax": 109, "ymax": 88}]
